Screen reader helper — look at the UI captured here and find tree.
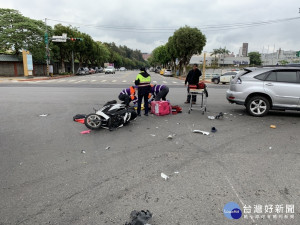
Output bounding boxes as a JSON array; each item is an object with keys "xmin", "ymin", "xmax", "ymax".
[
  {"xmin": 210, "ymin": 47, "xmax": 230, "ymax": 67},
  {"xmin": 0, "ymin": 8, "xmax": 51, "ymax": 62},
  {"xmin": 172, "ymin": 26, "xmax": 206, "ymax": 75},
  {"xmin": 248, "ymin": 52, "xmax": 262, "ymax": 66},
  {"xmin": 278, "ymin": 60, "xmax": 289, "ymax": 65},
  {"xmin": 166, "ymin": 36, "xmax": 178, "ymax": 71},
  {"xmin": 151, "ymin": 45, "xmax": 171, "ymax": 67}
]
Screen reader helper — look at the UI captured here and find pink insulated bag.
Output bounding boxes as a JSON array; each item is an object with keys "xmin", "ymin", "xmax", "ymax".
[{"xmin": 151, "ymin": 101, "xmax": 171, "ymax": 116}]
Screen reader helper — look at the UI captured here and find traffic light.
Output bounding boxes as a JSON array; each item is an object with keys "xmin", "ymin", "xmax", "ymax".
[{"xmin": 69, "ymin": 37, "xmax": 83, "ymax": 41}]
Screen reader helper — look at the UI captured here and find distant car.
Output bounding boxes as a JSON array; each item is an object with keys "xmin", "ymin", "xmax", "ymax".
[
  {"xmin": 164, "ymin": 69, "xmax": 173, "ymax": 77},
  {"xmin": 211, "ymin": 75, "xmax": 221, "ymax": 84},
  {"xmin": 220, "ymin": 71, "xmax": 238, "ymax": 84},
  {"xmin": 160, "ymin": 69, "xmax": 165, "ymax": 75},
  {"xmin": 120, "ymin": 67, "xmax": 126, "ymax": 71},
  {"xmin": 95, "ymin": 67, "xmax": 103, "ymax": 73},
  {"xmin": 76, "ymin": 67, "xmax": 89, "ymax": 75},
  {"xmin": 89, "ymin": 68, "xmax": 95, "ymax": 74},
  {"xmin": 155, "ymin": 67, "xmax": 161, "ymax": 73},
  {"xmin": 104, "ymin": 66, "xmax": 116, "ymax": 74},
  {"xmin": 226, "ymin": 66, "xmax": 300, "ymax": 116}
]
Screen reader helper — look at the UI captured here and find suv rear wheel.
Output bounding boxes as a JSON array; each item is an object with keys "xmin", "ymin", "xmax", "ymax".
[{"xmin": 246, "ymin": 96, "xmax": 270, "ymax": 117}]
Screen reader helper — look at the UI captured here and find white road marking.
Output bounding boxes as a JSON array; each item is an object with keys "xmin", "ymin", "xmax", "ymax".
[
  {"xmin": 172, "ymin": 81, "xmax": 178, "ymax": 84},
  {"xmin": 101, "ymin": 80, "xmax": 107, "ymax": 82},
  {"xmin": 91, "ymin": 80, "xmax": 97, "ymax": 82},
  {"xmin": 112, "ymin": 80, "xmax": 117, "ymax": 83},
  {"xmin": 162, "ymin": 81, "xmax": 167, "ymax": 84},
  {"xmin": 153, "ymin": 81, "xmax": 157, "ymax": 83},
  {"xmin": 122, "ymin": 80, "xmax": 127, "ymax": 83},
  {"xmin": 57, "ymin": 80, "xmax": 66, "ymax": 82},
  {"xmin": 68, "ymin": 80, "xmax": 76, "ymax": 82},
  {"xmin": 74, "ymin": 80, "xmax": 86, "ymax": 83}
]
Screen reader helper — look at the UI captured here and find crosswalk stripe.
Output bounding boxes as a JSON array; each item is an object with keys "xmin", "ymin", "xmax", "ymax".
[
  {"xmin": 172, "ymin": 81, "xmax": 178, "ymax": 83},
  {"xmin": 112, "ymin": 80, "xmax": 117, "ymax": 83},
  {"xmin": 122, "ymin": 80, "xmax": 127, "ymax": 83}
]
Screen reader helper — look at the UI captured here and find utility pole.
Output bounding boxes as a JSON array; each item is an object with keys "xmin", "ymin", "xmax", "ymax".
[
  {"xmin": 45, "ymin": 18, "xmax": 50, "ymax": 76},
  {"xmin": 72, "ymin": 50, "xmax": 74, "ymax": 75}
]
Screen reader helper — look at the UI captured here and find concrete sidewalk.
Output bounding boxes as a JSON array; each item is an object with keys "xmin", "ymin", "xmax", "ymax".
[{"xmin": 0, "ymin": 74, "xmax": 74, "ymax": 82}]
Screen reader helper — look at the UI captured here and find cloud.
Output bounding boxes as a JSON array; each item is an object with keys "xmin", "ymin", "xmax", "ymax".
[{"xmin": 2, "ymin": 0, "xmax": 300, "ymax": 54}]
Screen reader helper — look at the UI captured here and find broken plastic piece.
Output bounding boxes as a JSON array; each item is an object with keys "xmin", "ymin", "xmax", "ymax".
[
  {"xmin": 208, "ymin": 116, "xmax": 215, "ymax": 120},
  {"xmin": 150, "ymin": 134, "xmax": 156, "ymax": 137},
  {"xmin": 174, "ymin": 171, "xmax": 179, "ymax": 174},
  {"xmin": 269, "ymin": 147, "xmax": 272, "ymax": 150},
  {"xmin": 75, "ymin": 119, "xmax": 85, "ymax": 124},
  {"xmin": 39, "ymin": 114, "xmax": 48, "ymax": 117},
  {"xmin": 211, "ymin": 127, "xmax": 217, "ymax": 133},
  {"xmin": 125, "ymin": 210, "xmax": 153, "ymax": 225},
  {"xmin": 193, "ymin": 130, "xmax": 210, "ymax": 135},
  {"xmin": 167, "ymin": 135, "xmax": 173, "ymax": 139},
  {"xmin": 105, "ymin": 146, "xmax": 110, "ymax": 150},
  {"xmin": 81, "ymin": 150, "xmax": 86, "ymax": 154},
  {"xmin": 215, "ymin": 112, "xmax": 223, "ymax": 119},
  {"xmin": 161, "ymin": 173, "xmax": 169, "ymax": 180},
  {"xmin": 80, "ymin": 130, "xmax": 91, "ymax": 134},
  {"xmin": 270, "ymin": 125, "xmax": 276, "ymax": 129}
]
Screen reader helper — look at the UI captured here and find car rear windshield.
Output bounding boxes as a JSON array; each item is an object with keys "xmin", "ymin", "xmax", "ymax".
[{"xmin": 107, "ymin": 66, "xmax": 114, "ymax": 69}]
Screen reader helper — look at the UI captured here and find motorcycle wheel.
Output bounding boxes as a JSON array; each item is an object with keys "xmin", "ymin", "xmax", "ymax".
[{"xmin": 84, "ymin": 114, "xmax": 102, "ymax": 130}]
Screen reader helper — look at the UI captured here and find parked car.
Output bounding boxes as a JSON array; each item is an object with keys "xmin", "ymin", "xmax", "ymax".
[
  {"xmin": 220, "ymin": 71, "xmax": 238, "ymax": 84},
  {"xmin": 95, "ymin": 67, "xmax": 103, "ymax": 73},
  {"xmin": 211, "ymin": 75, "xmax": 221, "ymax": 84},
  {"xmin": 226, "ymin": 66, "xmax": 300, "ymax": 117},
  {"xmin": 164, "ymin": 69, "xmax": 173, "ymax": 77},
  {"xmin": 160, "ymin": 69, "xmax": 165, "ymax": 75},
  {"xmin": 120, "ymin": 67, "xmax": 126, "ymax": 71},
  {"xmin": 104, "ymin": 66, "xmax": 116, "ymax": 74},
  {"xmin": 155, "ymin": 67, "xmax": 161, "ymax": 73},
  {"xmin": 76, "ymin": 67, "xmax": 89, "ymax": 75},
  {"xmin": 89, "ymin": 68, "xmax": 95, "ymax": 74}
]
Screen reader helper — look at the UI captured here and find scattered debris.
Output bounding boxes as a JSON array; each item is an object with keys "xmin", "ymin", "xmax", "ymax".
[
  {"xmin": 81, "ymin": 150, "xmax": 86, "ymax": 154},
  {"xmin": 174, "ymin": 171, "xmax": 179, "ymax": 174},
  {"xmin": 39, "ymin": 114, "xmax": 48, "ymax": 117},
  {"xmin": 224, "ymin": 113, "xmax": 228, "ymax": 115},
  {"xmin": 167, "ymin": 135, "xmax": 173, "ymax": 139},
  {"xmin": 208, "ymin": 116, "xmax": 215, "ymax": 120},
  {"xmin": 211, "ymin": 127, "xmax": 217, "ymax": 133},
  {"xmin": 161, "ymin": 173, "xmax": 169, "ymax": 180},
  {"xmin": 80, "ymin": 130, "xmax": 91, "ymax": 134},
  {"xmin": 270, "ymin": 125, "xmax": 276, "ymax": 129},
  {"xmin": 215, "ymin": 112, "xmax": 224, "ymax": 119},
  {"xmin": 125, "ymin": 210, "xmax": 153, "ymax": 225},
  {"xmin": 150, "ymin": 134, "xmax": 156, "ymax": 137},
  {"xmin": 19, "ymin": 162, "xmax": 23, "ymax": 166},
  {"xmin": 269, "ymin": 147, "xmax": 272, "ymax": 150},
  {"xmin": 176, "ymin": 122, "xmax": 180, "ymax": 125},
  {"xmin": 230, "ymin": 114, "xmax": 233, "ymax": 116},
  {"xmin": 155, "ymin": 127, "xmax": 159, "ymax": 129},
  {"xmin": 239, "ymin": 114, "xmax": 244, "ymax": 116},
  {"xmin": 105, "ymin": 146, "xmax": 110, "ymax": 150},
  {"xmin": 193, "ymin": 130, "xmax": 210, "ymax": 135}
]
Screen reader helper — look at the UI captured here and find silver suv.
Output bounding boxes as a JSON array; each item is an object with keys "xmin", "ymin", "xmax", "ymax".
[{"xmin": 226, "ymin": 66, "xmax": 300, "ymax": 116}]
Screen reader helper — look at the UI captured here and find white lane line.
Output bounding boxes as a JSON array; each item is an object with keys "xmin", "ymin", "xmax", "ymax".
[
  {"xmin": 101, "ymin": 80, "xmax": 107, "ymax": 82},
  {"xmin": 172, "ymin": 81, "xmax": 178, "ymax": 84},
  {"xmin": 68, "ymin": 80, "xmax": 76, "ymax": 82},
  {"xmin": 162, "ymin": 81, "xmax": 167, "ymax": 84},
  {"xmin": 122, "ymin": 80, "xmax": 127, "ymax": 83},
  {"xmin": 153, "ymin": 81, "xmax": 157, "ymax": 83},
  {"xmin": 74, "ymin": 80, "xmax": 86, "ymax": 83},
  {"xmin": 112, "ymin": 80, "xmax": 117, "ymax": 83},
  {"xmin": 57, "ymin": 80, "xmax": 66, "ymax": 82},
  {"xmin": 91, "ymin": 80, "xmax": 97, "ymax": 82}
]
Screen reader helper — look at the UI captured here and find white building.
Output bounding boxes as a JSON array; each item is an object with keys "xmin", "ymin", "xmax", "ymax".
[
  {"xmin": 261, "ymin": 49, "xmax": 300, "ymax": 65},
  {"xmin": 190, "ymin": 53, "xmax": 249, "ymax": 66}
]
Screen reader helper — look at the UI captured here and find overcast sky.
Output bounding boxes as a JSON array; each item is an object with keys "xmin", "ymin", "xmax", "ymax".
[{"xmin": 2, "ymin": 0, "xmax": 300, "ymax": 54}]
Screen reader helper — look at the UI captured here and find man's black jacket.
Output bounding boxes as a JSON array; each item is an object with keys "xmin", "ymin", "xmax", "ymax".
[{"xmin": 185, "ymin": 68, "xmax": 202, "ymax": 85}]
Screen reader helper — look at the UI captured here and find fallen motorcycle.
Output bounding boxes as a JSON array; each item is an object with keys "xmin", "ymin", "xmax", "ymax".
[{"xmin": 84, "ymin": 100, "xmax": 137, "ymax": 130}]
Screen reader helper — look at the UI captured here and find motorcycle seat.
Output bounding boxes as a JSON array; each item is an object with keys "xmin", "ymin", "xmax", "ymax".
[{"xmin": 104, "ymin": 100, "xmax": 117, "ymax": 106}]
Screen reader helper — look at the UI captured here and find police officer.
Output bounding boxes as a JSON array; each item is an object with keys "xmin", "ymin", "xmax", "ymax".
[
  {"xmin": 151, "ymin": 84, "xmax": 169, "ymax": 101},
  {"xmin": 135, "ymin": 67, "xmax": 151, "ymax": 116},
  {"xmin": 118, "ymin": 86, "xmax": 137, "ymax": 106}
]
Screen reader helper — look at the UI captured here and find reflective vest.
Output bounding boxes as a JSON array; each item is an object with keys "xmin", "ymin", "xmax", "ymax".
[
  {"xmin": 121, "ymin": 86, "xmax": 136, "ymax": 100},
  {"xmin": 136, "ymin": 72, "xmax": 151, "ymax": 87}
]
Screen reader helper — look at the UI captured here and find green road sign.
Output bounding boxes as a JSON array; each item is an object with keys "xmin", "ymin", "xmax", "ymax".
[
  {"xmin": 44, "ymin": 33, "xmax": 48, "ymax": 44},
  {"xmin": 296, "ymin": 51, "xmax": 300, "ymax": 57}
]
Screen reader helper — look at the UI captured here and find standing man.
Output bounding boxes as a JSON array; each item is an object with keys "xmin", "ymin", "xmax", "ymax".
[
  {"xmin": 135, "ymin": 67, "xmax": 151, "ymax": 116},
  {"xmin": 151, "ymin": 84, "xmax": 169, "ymax": 101},
  {"xmin": 118, "ymin": 86, "xmax": 137, "ymax": 106},
  {"xmin": 184, "ymin": 64, "xmax": 202, "ymax": 104}
]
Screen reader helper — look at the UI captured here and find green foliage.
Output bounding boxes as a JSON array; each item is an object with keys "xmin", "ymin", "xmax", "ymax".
[
  {"xmin": 278, "ymin": 60, "xmax": 289, "ymax": 65},
  {"xmin": 0, "ymin": 8, "xmax": 51, "ymax": 63},
  {"xmin": 248, "ymin": 52, "xmax": 262, "ymax": 65}
]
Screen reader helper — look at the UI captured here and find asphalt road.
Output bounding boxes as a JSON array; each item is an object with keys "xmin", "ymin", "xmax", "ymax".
[{"xmin": 0, "ymin": 72, "xmax": 299, "ymax": 225}]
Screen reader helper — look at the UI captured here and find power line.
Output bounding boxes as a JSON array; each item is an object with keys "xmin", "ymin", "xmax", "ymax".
[{"xmin": 47, "ymin": 16, "xmax": 300, "ymax": 33}]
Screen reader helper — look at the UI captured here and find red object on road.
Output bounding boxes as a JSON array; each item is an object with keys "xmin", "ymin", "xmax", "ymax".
[
  {"xmin": 151, "ymin": 101, "xmax": 171, "ymax": 116},
  {"xmin": 75, "ymin": 118, "xmax": 85, "ymax": 124}
]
